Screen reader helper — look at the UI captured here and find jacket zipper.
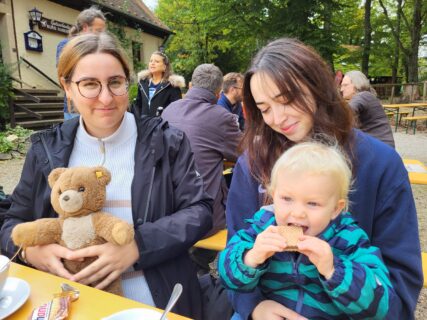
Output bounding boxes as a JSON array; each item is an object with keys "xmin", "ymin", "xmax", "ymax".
[
  {"xmin": 143, "ymin": 149, "xmax": 156, "ymax": 223},
  {"xmin": 293, "ymin": 254, "xmax": 304, "ymax": 314}
]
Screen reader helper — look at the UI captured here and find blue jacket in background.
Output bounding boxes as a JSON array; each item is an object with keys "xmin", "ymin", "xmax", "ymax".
[
  {"xmin": 220, "ymin": 208, "xmax": 395, "ymax": 319},
  {"xmin": 225, "ymin": 130, "xmax": 422, "ymax": 319},
  {"xmin": 217, "ymin": 92, "xmax": 245, "ymax": 131}
]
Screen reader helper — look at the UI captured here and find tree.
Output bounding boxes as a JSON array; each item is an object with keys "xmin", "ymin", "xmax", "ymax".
[
  {"xmin": 378, "ymin": 0, "xmax": 425, "ymax": 83},
  {"xmin": 362, "ymin": 0, "xmax": 372, "ymax": 76}
]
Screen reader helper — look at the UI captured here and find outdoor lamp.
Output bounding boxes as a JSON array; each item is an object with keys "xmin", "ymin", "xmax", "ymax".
[{"xmin": 28, "ymin": 7, "xmax": 43, "ymax": 30}]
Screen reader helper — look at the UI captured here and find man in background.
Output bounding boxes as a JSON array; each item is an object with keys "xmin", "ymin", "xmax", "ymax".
[
  {"xmin": 162, "ymin": 64, "xmax": 241, "ymax": 274},
  {"xmin": 217, "ymin": 72, "xmax": 245, "ymax": 131}
]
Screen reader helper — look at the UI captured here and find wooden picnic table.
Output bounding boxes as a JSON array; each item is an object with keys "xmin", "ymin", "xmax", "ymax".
[
  {"xmin": 194, "ymin": 229, "xmax": 227, "ymax": 251},
  {"xmin": 6, "ymin": 262, "xmax": 190, "ymax": 320},
  {"xmin": 403, "ymin": 158, "xmax": 427, "ymax": 185},
  {"xmin": 382, "ymin": 103, "xmax": 427, "ymax": 132}
]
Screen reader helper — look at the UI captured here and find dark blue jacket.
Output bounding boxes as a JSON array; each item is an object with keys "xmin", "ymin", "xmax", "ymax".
[
  {"xmin": 217, "ymin": 92, "xmax": 245, "ymax": 131},
  {"xmin": 226, "ymin": 130, "xmax": 422, "ymax": 319},
  {"xmin": 1, "ymin": 115, "xmax": 213, "ymax": 319}
]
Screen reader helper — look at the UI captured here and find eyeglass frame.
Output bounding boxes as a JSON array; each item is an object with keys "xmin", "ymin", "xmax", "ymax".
[{"xmin": 68, "ymin": 76, "xmax": 130, "ymax": 99}]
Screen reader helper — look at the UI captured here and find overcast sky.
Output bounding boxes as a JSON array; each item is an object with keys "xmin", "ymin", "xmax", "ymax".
[{"xmin": 143, "ymin": 0, "xmax": 158, "ymax": 10}]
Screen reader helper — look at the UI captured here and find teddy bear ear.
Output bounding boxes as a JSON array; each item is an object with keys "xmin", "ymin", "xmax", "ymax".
[
  {"xmin": 48, "ymin": 168, "xmax": 67, "ymax": 188},
  {"xmin": 93, "ymin": 166, "xmax": 111, "ymax": 186}
]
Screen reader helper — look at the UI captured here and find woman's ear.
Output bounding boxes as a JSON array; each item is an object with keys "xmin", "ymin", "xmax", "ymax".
[{"xmin": 60, "ymin": 77, "xmax": 72, "ymax": 97}]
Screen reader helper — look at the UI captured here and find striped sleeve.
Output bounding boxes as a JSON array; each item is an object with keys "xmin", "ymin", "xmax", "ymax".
[
  {"xmin": 321, "ymin": 225, "xmax": 396, "ymax": 319},
  {"xmin": 218, "ymin": 209, "xmax": 273, "ymax": 291}
]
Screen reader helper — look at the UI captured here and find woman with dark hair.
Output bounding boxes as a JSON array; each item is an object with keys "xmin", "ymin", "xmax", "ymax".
[
  {"xmin": 132, "ymin": 51, "xmax": 185, "ymax": 117},
  {"xmin": 226, "ymin": 38, "xmax": 422, "ymax": 319}
]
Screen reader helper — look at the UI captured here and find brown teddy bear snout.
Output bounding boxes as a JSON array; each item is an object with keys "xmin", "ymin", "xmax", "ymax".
[{"xmin": 59, "ymin": 190, "xmax": 84, "ymax": 213}]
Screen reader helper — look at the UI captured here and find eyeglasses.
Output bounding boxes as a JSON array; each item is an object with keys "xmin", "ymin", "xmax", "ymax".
[
  {"xmin": 70, "ymin": 76, "xmax": 129, "ymax": 99},
  {"xmin": 233, "ymin": 86, "xmax": 243, "ymax": 90}
]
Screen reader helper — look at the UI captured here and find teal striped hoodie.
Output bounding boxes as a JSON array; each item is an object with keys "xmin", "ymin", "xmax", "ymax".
[{"xmin": 218, "ymin": 208, "xmax": 395, "ymax": 319}]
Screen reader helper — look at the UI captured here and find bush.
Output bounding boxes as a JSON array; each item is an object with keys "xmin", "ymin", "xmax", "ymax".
[
  {"xmin": 0, "ymin": 125, "xmax": 33, "ymax": 154},
  {"xmin": 0, "ymin": 63, "xmax": 13, "ymax": 123}
]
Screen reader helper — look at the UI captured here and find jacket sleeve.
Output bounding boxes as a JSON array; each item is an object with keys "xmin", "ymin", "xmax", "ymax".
[
  {"xmin": 219, "ymin": 210, "xmax": 269, "ymax": 292},
  {"xmin": 0, "ymin": 146, "xmax": 51, "ymax": 258},
  {"xmin": 167, "ymin": 87, "xmax": 182, "ymax": 106},
  {"xmin": 322, "ymin": 229, "xmax": 396, "ymax": 319},
  {"xmin": 221, "ymin": 113, "xmax": 242, "ymax": 162},
  {"xmin": 372, "ymin": 174, "xmax": 421, "ymax": 319},
  {"xmin": 133, "ymin": 131, "xmax": 213, "ymax": 269},
  {"xmin": 351, "ymin": 134, "xmax": 422, "ymax": 319},
  {"xmin": 225, "ymin": 155, "xmax": 267, "ymax": 319}
]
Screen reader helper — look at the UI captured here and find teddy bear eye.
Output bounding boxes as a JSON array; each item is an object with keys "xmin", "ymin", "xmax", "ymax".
[{"xmin": 78, "ymin": 187, "xmax": 85, "ymax": 192}]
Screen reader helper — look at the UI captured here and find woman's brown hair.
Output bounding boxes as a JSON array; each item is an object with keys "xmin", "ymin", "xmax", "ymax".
[
  {"xmin": 58, "ymin": 32, "xmax": 130, "ymax": 85},
  {"xmin": 242, "ymin": 38, "xmax": 354, "ymax": 189}
]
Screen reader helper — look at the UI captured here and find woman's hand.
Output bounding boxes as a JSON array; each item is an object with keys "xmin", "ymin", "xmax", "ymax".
[
  {"xmin": 297, "ymin": 235, "xmax": 335, "ymax": 279},
  {"xmin": 244, "ymin": 226, "xmax": 287, "ymax": 268},
  {"xmin": 68, "ymin": 240, "xmax": 139, "ymax": 289},
  {"xmin": 252, "ymin": 300, "xmax": 308, "ymax": 320},
  {"xmin": 25, "ymin": 244, "xmax": 76, "ymax": 279}
]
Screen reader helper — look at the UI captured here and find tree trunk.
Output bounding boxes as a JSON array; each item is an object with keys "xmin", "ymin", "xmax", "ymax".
[
  {"xmin": 362, "ymin": 0, "xmax": 372, "ymax": 76},
  {"xmin": 407, "ymin": 0, "xmax": 422, "ymax": 83},
  {"xmin": 322, "ymin": 0, "xmax": 334, "ymax": 68},
  {"xmin": 391, "ymin": 0, "xmax": 402, "ymax": 85}
]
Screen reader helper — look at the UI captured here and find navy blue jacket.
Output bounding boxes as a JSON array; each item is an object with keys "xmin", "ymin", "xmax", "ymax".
[
  {"xmin": 217, "ymin": 92, "xmax": 245, "ymax": 131},
  {"xmin": 1, "ymin": 115, "xmax": 213, "ymax": 319},
  {"xmin": 226, "ymin": 130, "xmax": 422, "ymax": 319}
]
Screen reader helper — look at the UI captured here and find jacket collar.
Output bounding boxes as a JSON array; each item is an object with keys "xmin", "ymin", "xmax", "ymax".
[{"xmin": 184, "ymin": 87, "xmax": 218, "ymax": 104}]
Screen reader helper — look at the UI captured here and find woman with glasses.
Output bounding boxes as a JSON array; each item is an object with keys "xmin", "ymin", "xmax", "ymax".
[
  {"xmin": 132, "ymin": 51, "xmax": 185, "ymax": 117},
  {"xmin": 1, "ymin": 33, "xmax": 212, "ymax": 320}
]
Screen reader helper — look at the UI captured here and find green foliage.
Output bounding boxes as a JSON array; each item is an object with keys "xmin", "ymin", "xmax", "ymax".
[
  {"xmin": 156, "ymin": 0, "xmax": 425, "ymax": 82},
  {"xmin": 0, "ymin": 125, "xmax": 32, "ymax": 154},
  {"xmin": 0, "ymin": 62, "xmax": 13, "ymax": 120},
  {"xmin": 128, "ymin": 83, "xmax": 138, "ymax": 102}
]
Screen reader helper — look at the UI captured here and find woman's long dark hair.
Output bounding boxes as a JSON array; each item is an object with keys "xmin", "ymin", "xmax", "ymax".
[{"xmin": 241, "ymin": 38, "xmax": 354, "ymax": 188}]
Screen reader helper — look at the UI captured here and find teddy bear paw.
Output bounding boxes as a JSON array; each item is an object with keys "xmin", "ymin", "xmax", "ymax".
[
  {"xmin": 11, "ymin": 223, "xmax": 38, "ymax": 247},
  {"xmin": 112, "ymin": 222, "xmax": 134, "ymax": 245}
]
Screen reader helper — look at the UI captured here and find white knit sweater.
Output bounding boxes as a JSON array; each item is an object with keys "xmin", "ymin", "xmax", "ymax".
[{"xmin": 68, "ymin": 112, "xmax": 155, "ymax": 305}]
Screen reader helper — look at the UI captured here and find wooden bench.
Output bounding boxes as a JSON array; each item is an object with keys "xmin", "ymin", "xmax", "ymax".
[
  {"xmin": 423, "ymin": 251, "xmax": 427, "ymax": 288},
  {"xmin": 402, "ymin": 115, "xmax": 427, "ymax": 134}
]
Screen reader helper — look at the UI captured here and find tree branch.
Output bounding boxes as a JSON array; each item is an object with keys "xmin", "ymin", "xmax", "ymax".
[{"xmin": 378, "ymin": 0, "xmax": 409, "ymax": 55}]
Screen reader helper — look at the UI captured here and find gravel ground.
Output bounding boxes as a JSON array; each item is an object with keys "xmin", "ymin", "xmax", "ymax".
[{"xmin": 0, "ymin": 128, "xmax": 426, "ymax": 318}]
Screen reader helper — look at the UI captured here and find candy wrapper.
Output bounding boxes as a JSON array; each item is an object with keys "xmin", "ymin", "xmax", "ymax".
[{"xmin": 29, "ymin": 283, "xmax": 79, "ymax": 320}]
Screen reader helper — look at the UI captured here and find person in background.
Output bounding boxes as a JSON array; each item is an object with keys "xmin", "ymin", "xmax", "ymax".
[
  {"xmin": 2, "ymin": 33, "xmax": 212, "ymax": 320},
  {"xmin": 132, "ymin": 51, "xmax": 185, "ymax": 118},
  {"xmin": 226, "ymin": 38, "xmax": 421, "ymax": 320},
  {"xmin": 56, "ymin": 5, "xmax": 106, "ymax": 120},
  {"xmin": 341, "ymin": 70, "xmax": 395, "ymax": 148},
  {"xmin": 220, "ymin": 141, "xmax": 395, "ymax": 319},
  {"xmin": 162, "ymin": 64, "xmax": 241, "ymax": 274},
  {"xmin": 218, "ymin": 72, "xmax": 245, "ymax": 130}
]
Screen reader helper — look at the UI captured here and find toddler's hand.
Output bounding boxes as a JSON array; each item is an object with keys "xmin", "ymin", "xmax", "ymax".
[
  {"xmin": 297, "ymin": 235, "xmax": 335, "ymax": 279},
  {"xmin": 244, "ymin": 226, "xmax": 287, "ymax": 268}
]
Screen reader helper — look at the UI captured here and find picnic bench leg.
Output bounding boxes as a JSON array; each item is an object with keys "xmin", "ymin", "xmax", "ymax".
[
  {"xmin": 413, "ymin": 120, "xmax": 417, "ymax": 134},
  {"xmin": 395, "ymin": 110, "xmax": 399, "ymax": 132}
]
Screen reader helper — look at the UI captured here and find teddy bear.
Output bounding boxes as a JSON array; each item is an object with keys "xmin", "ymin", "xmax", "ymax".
[{"xmin": 11, "ymin": 166, "xmax": 135, "ymax": 295}]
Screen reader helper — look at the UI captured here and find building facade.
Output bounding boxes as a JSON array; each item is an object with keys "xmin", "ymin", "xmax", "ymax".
[{"xmin": 0, "ymin": 0, "xmax": 171, "ymax": 90}]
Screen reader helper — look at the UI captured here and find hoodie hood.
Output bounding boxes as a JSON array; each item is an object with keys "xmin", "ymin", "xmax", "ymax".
[{"xmin": 137, "ymin": 70, "xmax": 186, "ymax": 88}]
